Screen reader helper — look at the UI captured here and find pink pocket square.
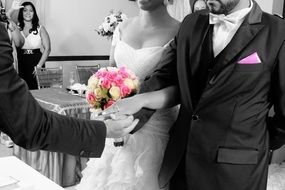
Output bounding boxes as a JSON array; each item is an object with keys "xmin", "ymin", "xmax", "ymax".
[{"xmin": 238, "ymin": 52, "xmax": 261, "ymax": 64}]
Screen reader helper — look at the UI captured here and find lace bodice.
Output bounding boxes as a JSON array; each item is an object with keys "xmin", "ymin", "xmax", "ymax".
[{"xmin": 112, "ymin": 27, "xmax": 171, "ymax": 81}]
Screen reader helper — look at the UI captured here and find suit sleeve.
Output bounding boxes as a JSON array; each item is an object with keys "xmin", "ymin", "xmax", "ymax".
[
  {"xmin": 131, "ymin": 34, "xmax": 179, "ymax": 133},
  {"xmin": 268, "ymin": 40, "xmax": 285, "ymax": 150},
  {"xmin": 0, "ymin": 23, "xmax": 106, "ymax": 157}
]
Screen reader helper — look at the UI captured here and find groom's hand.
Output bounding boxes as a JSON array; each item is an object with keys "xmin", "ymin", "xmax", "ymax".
[{"xmin": 104, "ymin": 115, "xmax": 139, "ymax": 138}]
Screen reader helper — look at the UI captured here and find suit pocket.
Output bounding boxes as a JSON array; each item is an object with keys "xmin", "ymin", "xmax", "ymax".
[
  {"xmin": 217, "ymin": 147, "xmax": 258, "ymax": 165},
  {"xmin": 234, "ymin": 63, "xmax": 262, "ymax": 72}
]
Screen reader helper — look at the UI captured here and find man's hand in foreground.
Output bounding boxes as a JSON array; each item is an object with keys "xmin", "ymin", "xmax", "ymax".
[{"xmin": 104, "ymin": 114, "xmax": 139, "ymax": 138}]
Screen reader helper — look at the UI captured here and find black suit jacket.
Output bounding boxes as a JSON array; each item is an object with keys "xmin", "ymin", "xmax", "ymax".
[
  {"xmin": 0, "ymin": 22, "xmax": 106, "ymax": 158},
  {"xmin": 140, "ymin": 2, "xmax": 285, "ymax": 190}
]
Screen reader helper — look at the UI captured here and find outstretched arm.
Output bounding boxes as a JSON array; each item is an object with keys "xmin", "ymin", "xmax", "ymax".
[
  {"xmin": 8, "ymin": 20, "xmax": 24, "ymax": 47},
  {"xmin": 5, "ymin": 0, "xmax": 23, "ymax": 20},
  {"xmin": 104, "ymin": 86, "xmax": 179, "ymax": 116},
  {"xmin": 0, "ymin": 23, "xmax": 137, "ymax": 157}
]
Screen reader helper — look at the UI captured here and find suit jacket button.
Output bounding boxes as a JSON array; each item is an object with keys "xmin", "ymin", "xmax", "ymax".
[{"xmin": 192, "ymin": 115, "xmax": 199, "ymax": 121}]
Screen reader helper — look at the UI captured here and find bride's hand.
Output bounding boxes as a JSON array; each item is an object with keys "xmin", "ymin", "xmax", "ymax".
[
  {"xmin": 103, "ymin": 95, "xmax": 145, "ymax": 116},
  {"xmin": 11, "ymin": 0, "xmax": 23, "ymax": 10}
]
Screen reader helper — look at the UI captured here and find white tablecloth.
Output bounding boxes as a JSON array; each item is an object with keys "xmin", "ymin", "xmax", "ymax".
[{"xmin": 0, "ymin": 156, "xmax": 64, "ymax": 190}]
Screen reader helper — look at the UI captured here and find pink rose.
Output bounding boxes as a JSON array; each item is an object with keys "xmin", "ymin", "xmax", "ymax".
[
  {"xmin": 114, "ymin": 75, "xmax": 123, "ymax": 86},
  {"xmin": 106, "ymin": 71, "xmax": 117, "ymax": 81},
  {"xmin": 86, "ymin": 92, "xmax": 96, "ymax": 104},
  {"xmin": 118, "ymin": 67, "xmax": 129, "ymax": 78},
  {"xmin": 120, "ymin": 85, "xmax": 131, "ymax": 97},
  {"xmin": 96, "ymin": 70, "xmax": 107, "ymax": 78},
  {"xmin": 104, "ymin": 100, "xmax": 115, "ymax": 109},
  {"xmin": 101, "ymin": 79, "xmax": 111, "ymax": 89}
]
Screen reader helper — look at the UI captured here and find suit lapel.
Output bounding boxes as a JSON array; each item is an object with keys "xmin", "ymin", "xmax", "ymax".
[
  {"xmin": 189, "ymin": 13, "xmax": 211, "ymax": 75},
  {"xmin": 182, "ymin": 13, "xmax": 209, "ymax": 111},
  {"xmin": 208, "ymin": 1, "xmax": 265, "ymax": 81}
]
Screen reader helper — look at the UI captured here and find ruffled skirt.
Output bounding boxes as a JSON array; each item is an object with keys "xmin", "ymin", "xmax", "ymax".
[
  {"xmin": 75, "ymin": 107, "xmax": 178, "ymax": 190},
  {"xmin": 267, "ymin": 162, "xmax": 285, "ymax": 190}
]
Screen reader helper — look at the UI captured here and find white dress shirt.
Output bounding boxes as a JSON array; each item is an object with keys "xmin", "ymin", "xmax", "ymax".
[{"xmin": 209, "ymin": 1, "xmax": 253, "ymax": 57}]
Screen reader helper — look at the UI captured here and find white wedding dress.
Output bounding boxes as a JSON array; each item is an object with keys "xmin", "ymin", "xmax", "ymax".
[{"xmin": 75, "ymin": 27, "xmax": 179, "ymax": 190}]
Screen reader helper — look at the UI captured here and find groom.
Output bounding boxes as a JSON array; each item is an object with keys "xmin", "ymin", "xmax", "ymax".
[{"xmin": 132, "ymin": 0, "xmax": 285, "ymax": 189}]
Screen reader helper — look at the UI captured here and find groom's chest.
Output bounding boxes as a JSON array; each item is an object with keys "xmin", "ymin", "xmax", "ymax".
[{"xmin": 175, "ymin": 21, "xmax": 276, "ymax": 103}]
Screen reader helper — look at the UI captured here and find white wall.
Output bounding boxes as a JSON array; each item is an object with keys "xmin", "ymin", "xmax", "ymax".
[
  {"xmin": 273, "ymin": 0, "xmax": 284, "ymax": 17},
  {"xmin": 256, "ymin": 0, "xmax": 284, "ymax": 15},
  {"xmin": 256, "ymin": 0, "xmax": 273, "ymax": 13},
  {"xmin": 45, "ymin": 0, "xmax": 139, "ymax": 56}
]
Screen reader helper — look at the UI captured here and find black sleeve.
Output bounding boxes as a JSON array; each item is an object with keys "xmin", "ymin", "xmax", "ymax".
[
  {"xmin": 268, "ymin": 40, "xmax": 285, "ymax": 150},
  {"xmin": 0, "ymin": 23, "xmax": 106, "ymax": 157}
]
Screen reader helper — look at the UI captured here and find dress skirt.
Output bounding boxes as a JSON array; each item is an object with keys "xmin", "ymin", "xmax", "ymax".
[{"xmin": 17, "ymin": 48, "xmax": 43, "ymax": 90}]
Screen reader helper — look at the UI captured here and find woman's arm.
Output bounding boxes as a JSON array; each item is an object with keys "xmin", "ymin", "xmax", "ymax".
[
  {"xmin": 6, "ymin": 0, "xmax": 23, "ymax": 20},
  {"xmin": 8, "ymin": 20, "xmax": 24, "ymax": 47},
  {"xmin": 105, "ymin": 86, "xmax": 179, "ymax": 115},
  {"xmin": 37, "ymin": 26, "xmax": 51, "ymax": 67}
]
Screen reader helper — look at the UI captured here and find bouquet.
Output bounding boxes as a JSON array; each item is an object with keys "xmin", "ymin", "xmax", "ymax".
[
  {"xmin": 86, "ymin": 67, "xmax": 139, "ymax": 113},
  {"xmin": 86, "ymin": 67, "xmax": 139, "ymax": 147},
  {"xmin": 96, "ymin": 10, "xmax": 127, "ymax": 38}
]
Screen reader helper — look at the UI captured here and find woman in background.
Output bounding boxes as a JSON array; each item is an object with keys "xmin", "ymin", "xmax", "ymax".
[
  {"xmin": 9, "ymin": 0, "xmax": 51, "ymax": 89},
  {"xmin": 76, "ymin": 0, "xmax": 180, "ymax": 189}
]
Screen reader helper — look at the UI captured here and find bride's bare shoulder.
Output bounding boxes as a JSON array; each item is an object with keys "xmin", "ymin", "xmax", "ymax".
[
  {"xmin": 119, "ymin": 17, "xmax": 139, "ymax": 31},
  {"xmin": 164, "ymin": 17, "xmax": 181, "ymax": 37},
  {"xmin": 168, "ymin": 17, "xmax": 181, "ymax": 33}
]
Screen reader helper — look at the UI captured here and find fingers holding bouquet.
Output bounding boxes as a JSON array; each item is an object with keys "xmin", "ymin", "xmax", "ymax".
[{"xmin": 104, "ymin": 115, "xmax": 139, "ymax": 138}]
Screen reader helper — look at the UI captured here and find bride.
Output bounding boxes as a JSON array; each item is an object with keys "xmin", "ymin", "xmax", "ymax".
[{"xmin": 75, "ymin": 0, "xmax": 184, "ymax": 189}]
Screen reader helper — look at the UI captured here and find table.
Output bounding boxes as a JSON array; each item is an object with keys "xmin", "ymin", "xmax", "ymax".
[
  {"xmin": 0, "ymin": 156, "xmax": 64, "ymax": 190},
  {"xmin": 13, "ymin": 88, "xmax": 90, "ymax": 187}
]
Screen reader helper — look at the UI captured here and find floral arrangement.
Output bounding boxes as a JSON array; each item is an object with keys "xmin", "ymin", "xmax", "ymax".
[
  {"xmin": 86, "ymin": 67, "xmax": 139, "ymax": 112},
  {"xmin": 96, "ymin": 10, "xmax": 127, "ymax": 38}
]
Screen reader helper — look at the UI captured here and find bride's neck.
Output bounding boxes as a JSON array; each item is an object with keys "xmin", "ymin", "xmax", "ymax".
[{"xmin": 139, "ymin": 5, "xmax": 169, "ymax": 26}]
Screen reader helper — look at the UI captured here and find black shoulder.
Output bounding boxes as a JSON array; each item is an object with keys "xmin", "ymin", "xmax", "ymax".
[{"xmin": 182, "ymin": 9, "xmax": 209, "ymax": 24}]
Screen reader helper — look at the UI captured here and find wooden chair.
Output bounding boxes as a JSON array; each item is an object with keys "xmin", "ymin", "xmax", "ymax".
[
  {"xmin": 34, "ymin": 66, "xmax": 63, "ymax": 89},
  {"xmin": 75, "ymin": 64, "xmax": 100, "ymax": 85}
]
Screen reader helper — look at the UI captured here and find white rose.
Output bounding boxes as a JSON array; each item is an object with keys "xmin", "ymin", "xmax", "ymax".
[
  {"xmin": 94, "ymin": 87, "xmax": 104, "ymax": 99},
  {"xmin": 124, "ymin": 78, "xmax": 136, "ymax": 91},
  {"xmin": 109, "ymin": 86, "xmax": 121, "ymax": 100},
  {"xmin": 88, "ymin": 76, "xmax": 99, "ymax": 91},
  {"xmin": 104, "ymin": 16, "xmax": 110, "ymax": 23},
  {"xmin": 109, "ymin": 15, "xmax": 117, "ymax": 24},
  {"xmin": 120, "ymin": 13, "xmax": 127, "ymax": 21},
  {"xmin": 98, "ymin": 68, "xmax": 107, "ymax": 72},
  {"xmin": 133, "ymin": 79, "xmax": 139, "ymax": 90},
  {"xmin": 107, "ymin": 67, "xmax": 118, "ymax": 72},
  {"xmin": 102, "ymin": 22, "xmax": 110, "ymax": 32},
  {"xmin": 88, "ymin": 75, "xmax": 99, "ymax": 87}
]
